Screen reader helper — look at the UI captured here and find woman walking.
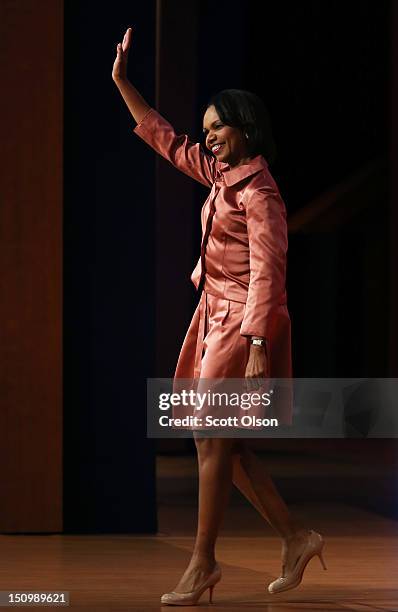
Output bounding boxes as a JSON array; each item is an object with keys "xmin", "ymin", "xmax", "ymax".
[{"xmin": 112, "ymin": 26, "xmax": 327, "ymax": 606}]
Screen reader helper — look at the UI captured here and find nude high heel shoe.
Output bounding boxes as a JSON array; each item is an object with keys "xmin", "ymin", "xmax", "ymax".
[
  {"xmin": 160, "ymin": 563, "xmax": 222, "ymax": 606},
  {"xmin": 268, "ymin": 530, "xmax": 327, "ymax": 594}
]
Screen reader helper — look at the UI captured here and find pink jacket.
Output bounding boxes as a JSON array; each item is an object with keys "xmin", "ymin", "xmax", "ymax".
[{"xmin": 133, "ymin": 108, "xmax": 289, "ymax": 340}]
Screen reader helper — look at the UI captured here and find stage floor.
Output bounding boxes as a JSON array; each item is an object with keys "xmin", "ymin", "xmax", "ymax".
[{"xmin": 0, "ymin": 451, "xmax": 397, "ymax": 611}]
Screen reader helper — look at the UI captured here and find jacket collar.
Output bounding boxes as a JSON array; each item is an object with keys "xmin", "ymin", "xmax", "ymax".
[{"xmin": 217, "ymin": 155, "xmax": 268, "ymax": 187}]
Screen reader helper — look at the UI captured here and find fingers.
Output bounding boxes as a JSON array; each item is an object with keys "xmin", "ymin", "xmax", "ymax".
[
  {"xmin": 245, "ymin": 372, "xmax": 265, "ymax": 392},
  {"xmin": 245, "ymin": 378, "xmax": 255, "ymax": 392},
  {"xmin": 246, "ymin": 380, "xmax": 259, "ymax": 392},
  {"xmin": 115, "ymin": 27, "xmax": 132, "ymax": 56},
  {"xmin": 245, "ymin": 353, "xmax": 268, "ymax": 391},
  {"xmin": 123, "ymin": 27, "xmax": 132, "ymax": 52}
]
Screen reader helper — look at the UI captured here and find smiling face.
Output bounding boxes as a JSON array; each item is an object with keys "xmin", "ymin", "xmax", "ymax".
[{"xmin": 202, "ymin": 105, "xmax": 251, "ymax": 167}]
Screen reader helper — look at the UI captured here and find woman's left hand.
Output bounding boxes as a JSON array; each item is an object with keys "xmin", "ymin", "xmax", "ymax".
[{"xmin": 245, "ymin": 345, "xmax": 268, "ymax": 391}]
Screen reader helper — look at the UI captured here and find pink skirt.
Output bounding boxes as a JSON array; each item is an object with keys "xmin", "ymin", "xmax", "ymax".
[
  {"xmin": 172, "ymin": 291, "xmax": 293, "ymax": 429},
  {"xmin": 175, "ymin": 291, "xmax": 251, "ymax": 380}
]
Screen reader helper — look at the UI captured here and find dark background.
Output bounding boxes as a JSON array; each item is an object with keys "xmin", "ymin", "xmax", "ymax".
[
  {"xmin": 63, "ymin": 0, "xmax": 394, "ymax": 532},
  {"xmin": 194, "ymin": 1, "xmax": 391, "ymax": 378},
  {"xmin": 63, "ymin": 1, "xmax": 158, "ymax": 532}
]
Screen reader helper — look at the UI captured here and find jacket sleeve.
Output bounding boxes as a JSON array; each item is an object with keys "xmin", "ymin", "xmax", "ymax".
[
  {"xmin": 133, "ymin": 108, "xmax": 216, "ymax": 188},
  {"xmin": 240, "ymin": 186, "xmax": 288, "ymax": 339}
]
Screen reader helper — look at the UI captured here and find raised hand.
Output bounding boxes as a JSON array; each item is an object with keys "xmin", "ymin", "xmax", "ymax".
[{"xmin": 112, "ymin": 27, "xmax": 132, "ymax": 82}]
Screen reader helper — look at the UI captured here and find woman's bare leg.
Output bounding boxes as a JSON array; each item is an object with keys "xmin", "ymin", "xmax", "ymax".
[
  {"xmin": 231, "ymin": 440, "xmax": 304, "ymax": 537},
  {"xmin": 231, "ymin": 439, "xmax": 311, "ymax": 573},
  {"xmin": 231, "ymin": 442, "xmax": 271, "ymax": 523},
  {"xmin": 172, "ymin": 436, "xmax": 235, "ymax": 593}
]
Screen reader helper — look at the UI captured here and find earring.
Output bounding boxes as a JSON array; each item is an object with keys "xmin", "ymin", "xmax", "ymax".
[{"xmin": 245, "ymin": 132, "xmax": 249, "ymax": 139}]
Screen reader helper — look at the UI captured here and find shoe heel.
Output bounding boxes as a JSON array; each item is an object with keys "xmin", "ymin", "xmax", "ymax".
[
  {"xmin": 318, "ymin": 550, "xmax": 327, "ymax": 570},
  {"xmin": 209, "ymin": 584, "xmax": 215, "ymax": 604}
]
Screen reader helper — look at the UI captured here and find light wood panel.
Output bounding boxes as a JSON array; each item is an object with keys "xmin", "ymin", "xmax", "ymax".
[
  {"xmin": 0, "ymin": 453, "xmax": 396, "ymax": 609},
  {"xmin": 0, "ymin": 530, "xmax": 396, "ymax": 609}
]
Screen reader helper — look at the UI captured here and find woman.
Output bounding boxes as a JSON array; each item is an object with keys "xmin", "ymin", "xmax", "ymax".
[{"xmin": 112, "ymin": 27, "xmax": 327, "ymax": 606}]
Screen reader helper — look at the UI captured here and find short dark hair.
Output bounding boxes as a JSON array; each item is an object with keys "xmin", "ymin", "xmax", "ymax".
[{"xmin": 206, "ymin": 89, "xmax": 277, "ymax": 165}]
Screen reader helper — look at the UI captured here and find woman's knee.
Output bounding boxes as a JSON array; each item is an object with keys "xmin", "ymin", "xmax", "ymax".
[
  {"xmin": 194, "ymin": 436, "xmax": 235, "ymax": 458},
  {"xmin": 231, "ymin": 439, "xmax": 254, "ymax": 470}
]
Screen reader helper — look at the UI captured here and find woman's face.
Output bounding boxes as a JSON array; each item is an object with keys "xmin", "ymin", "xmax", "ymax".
[{"xmin": 203, "ymin": 105, "xmax": 250, "ymax": 167}]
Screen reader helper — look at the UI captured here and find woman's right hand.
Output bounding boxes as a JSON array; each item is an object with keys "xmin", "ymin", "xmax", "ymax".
[{"xmin": 112, "ymin": 27, "xmax": 132, "ymax": 82}]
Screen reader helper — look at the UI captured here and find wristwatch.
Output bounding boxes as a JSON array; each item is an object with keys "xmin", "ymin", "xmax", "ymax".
[{"xmin": 251, "ymin": 337, "xmax": 265, "ymax": 347}]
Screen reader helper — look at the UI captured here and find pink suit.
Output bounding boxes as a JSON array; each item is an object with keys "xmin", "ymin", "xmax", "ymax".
[{"xmin": 134, "ymin": 108, "xmax": 292, "ymax": 425}]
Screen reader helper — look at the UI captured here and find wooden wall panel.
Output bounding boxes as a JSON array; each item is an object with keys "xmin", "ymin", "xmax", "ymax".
[{"xmin": 0, "ymin": 0, "xmax": 63, "ymax": 532}]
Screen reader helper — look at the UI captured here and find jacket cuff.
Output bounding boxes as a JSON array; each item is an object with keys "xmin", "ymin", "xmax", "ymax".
[
  {"xmin": 133, "ymin": 107, "xmax": 156, "ymax": 133},
  {"xmin": 240, "ymin": 328, "xmax": 268, "ymax": 338},
  {"xmin": 240, "ymin": 315, "xmax": 269, "ymax": 338}
]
